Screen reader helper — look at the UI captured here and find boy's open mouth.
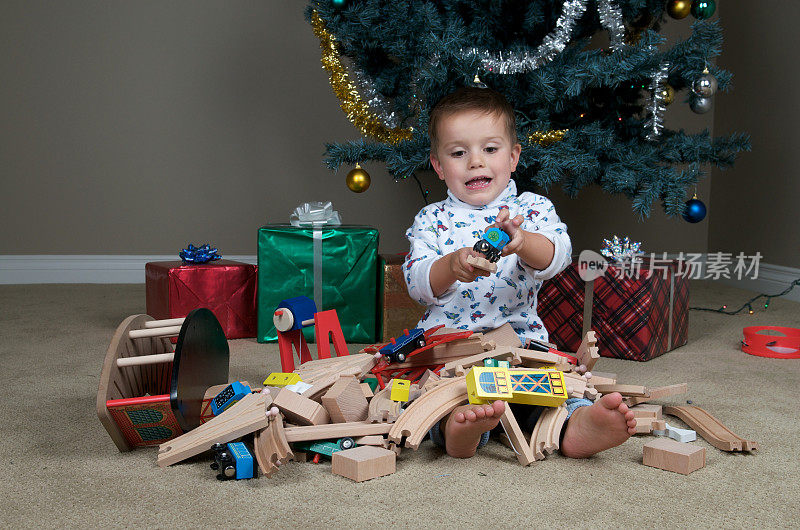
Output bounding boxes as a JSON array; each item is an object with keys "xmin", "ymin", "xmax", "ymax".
[{"xmin": 465, "ymin": 176, "xmax": 492, "ymax": 190}]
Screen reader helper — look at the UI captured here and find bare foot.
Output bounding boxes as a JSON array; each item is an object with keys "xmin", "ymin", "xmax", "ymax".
[
  {"xmin": 560, "ymin": 392, "xmax": 636, "ymax": 459},
  {"xmin": 442, "ymin": 400, "xmax": 506, "ymax": 458}
]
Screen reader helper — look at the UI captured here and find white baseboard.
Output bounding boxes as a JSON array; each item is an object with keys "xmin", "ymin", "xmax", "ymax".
[
  {"xmin": 0, "ymin": 255, "xmax": 257, "ymax": 284},
  {"xmin": 1, "ymin": 255, "xmax": 798, "ymax": 304},
  {"xmin": 718, "ymin": 262, "xmax": 800, "ymax": 304}
]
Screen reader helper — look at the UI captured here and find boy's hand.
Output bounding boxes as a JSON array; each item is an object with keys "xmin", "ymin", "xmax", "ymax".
[
  {"xmin": 448, "ymin": 247, "xmax": 492, "ymax": 283},
  {"xmin": 493, "ymin": 207, "xmax": 525, "ymax": 257}
]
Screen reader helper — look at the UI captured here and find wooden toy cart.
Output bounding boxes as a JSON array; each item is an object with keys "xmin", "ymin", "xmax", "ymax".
[{"xmin": 97, "ymin": 308, "xmax": 229, "ymax": 451}]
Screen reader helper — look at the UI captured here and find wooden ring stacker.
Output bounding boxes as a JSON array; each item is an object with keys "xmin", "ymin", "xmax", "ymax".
[{"xmin": 741, "ymin": 326, "xmax": 800, "ymax": 359}]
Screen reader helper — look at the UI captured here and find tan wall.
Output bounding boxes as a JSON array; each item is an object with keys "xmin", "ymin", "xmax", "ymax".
[
  {"xmin": 0, "ymin": 2, "xmax": 767, "ymax": 260},
  {"xmin": 708, "ymin": 2, "xmax": 800, "ymax": 268}
]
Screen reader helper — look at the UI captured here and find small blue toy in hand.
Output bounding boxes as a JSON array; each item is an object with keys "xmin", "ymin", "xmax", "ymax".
[{"xmin": 473, "ymin": 227, "xmax": 510, "ymax": 263}]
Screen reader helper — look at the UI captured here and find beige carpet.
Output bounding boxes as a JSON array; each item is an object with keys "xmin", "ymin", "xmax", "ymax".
[{"xmin": 1, "ymin": 281, "xmax": 798, "ymax": 528}]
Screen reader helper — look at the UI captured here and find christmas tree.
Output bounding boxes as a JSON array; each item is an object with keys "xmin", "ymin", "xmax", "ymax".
[{"xmin": 305, "ymin": 0, "xmax": 749, "ymax": 218}]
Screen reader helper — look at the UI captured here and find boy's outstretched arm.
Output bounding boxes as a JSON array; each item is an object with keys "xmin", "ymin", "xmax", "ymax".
[
  {"xmin": 429, "ymin": 248, "xmax": 491, "ymax": 297},
  {"xmin": 494, "ymin": 208, "xmax": 555, "ymax": 271}
]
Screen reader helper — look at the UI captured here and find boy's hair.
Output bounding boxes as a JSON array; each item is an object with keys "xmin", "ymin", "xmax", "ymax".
[{"xmin": 429, "ymin": 87, "xmax": 517, "ymax": 153}]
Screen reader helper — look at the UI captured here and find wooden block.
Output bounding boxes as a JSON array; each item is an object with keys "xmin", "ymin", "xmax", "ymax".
[
  {"xmin": 483, "ymin": 323, "xmax": 522, "ymax": 348},
  {"xmin": 634, "ymin": 417, "xmax": 656, "ymax": 434},
  {"xmin": 583, "ymin": 387, "xmax": 599, "ymax": 401},
  {"xmin": 498, "ymin": 404, "xmax": 535, "ymax": 466},
  {"xmin": 321, "ymin": 376, "xmax": 369, "ymax": 423},
  {"xmin": 626, "ymin": 383, "xmax": 688, "ymax": 406},
  {"xmin": 360, "ymin": 382, "xmax": 374, "ymax": 399},
  {"xmin": 575, "ymin": 331, "xmax": 599, "ymax": 371},
  {"xmin": 417, "ymin": 369, "xmax": 439, "ymax": 389},
  {"xmin": 291, "ymin": 451, "xmax": 309, "ymax": 462},
  {"xmin": 652, "ymin": 420, "xmax": 667, "ymax": 433},
  {"xmin": 284, "ymin": 421, "xmax": 392, "ymax": 443},
  {"xmin": 631, "ymin": 404, "xmax": 663, "ymax": 419},
  {"xmin": 331, "ymin": 445, "xmax": 396, "ymax": 482},
  {"xmin": 593, "ymin": 384, "xmax": 649, "ymax": 397},
  {"xmin": 586, "ymin": 371, "xmax": 616, "ymax": 386},
  {"xmin": 642, "ymin": 438, "xmax": 705, "ymax": 475},
  {"xmin": 354, "ymin": 435, "xmax": 387, "ymax": 447},
  {"xmin": 466, "ymin": 254, "xmax": 496, "ymax": 273},
  {"xmin": 273, "ymin": 388, "xmax": 330, "ymax": 426}
]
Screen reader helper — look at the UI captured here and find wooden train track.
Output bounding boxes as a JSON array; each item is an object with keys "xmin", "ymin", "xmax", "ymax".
[
  {"xmin": 253, "ymin": 414, "xmax": 293, "ymax": 478},
  {"xmin": 367, "ymin": 381, "xmax": 402, "ymax": 423},
  {"xmin": 387, "ymin": 377, "xmax": 468, "ymax": 450},
  {"xmin": 529, "ymin": 405, "xmax": 568, "ymax": 461},
  {"xmin": 663, "ymin": 405, "xmax": 759, "ymax": 452}
]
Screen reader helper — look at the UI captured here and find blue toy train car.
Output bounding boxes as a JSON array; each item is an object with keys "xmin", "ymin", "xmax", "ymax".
[
  {"xmin": 210, "ymin": 441, "xmax": 255, "ymax": 480},
  {"xmin": 379, "ymin": 328, "xmax": 426, "ymax": 363},
  {"xmin": 473, "ymin": 227, "xmax": 511, "ymax": 263}
]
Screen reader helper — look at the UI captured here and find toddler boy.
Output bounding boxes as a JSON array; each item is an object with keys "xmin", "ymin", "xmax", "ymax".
[{"xmin": 404, "ymin": 87, "xmax": 636, "ymax": 458}]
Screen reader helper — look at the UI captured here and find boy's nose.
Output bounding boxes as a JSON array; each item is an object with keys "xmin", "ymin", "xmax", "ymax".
[{"xmin": 469, "ymin": 154, "xmax": 485, "ymax": 169}]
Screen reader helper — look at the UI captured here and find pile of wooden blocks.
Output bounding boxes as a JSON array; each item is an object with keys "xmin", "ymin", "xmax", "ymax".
[{"xmin": 154, "ymin": 324, "xmax": 758, "ymax": 481}]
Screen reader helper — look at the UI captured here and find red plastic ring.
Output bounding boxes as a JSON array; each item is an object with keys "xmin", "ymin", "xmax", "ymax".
[{"xmin": 741, "ymin": 326, "xmax": 800, "ymax": 359}]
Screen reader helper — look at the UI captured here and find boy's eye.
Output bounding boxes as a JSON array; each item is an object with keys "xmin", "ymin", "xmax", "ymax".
[
  {"xmin": 485, "ymin": 146, "xmax": 498, "ymax": 153},
  {"xmin": 450, "ymin": 150, "xmax": 465, "ymax": 157}
]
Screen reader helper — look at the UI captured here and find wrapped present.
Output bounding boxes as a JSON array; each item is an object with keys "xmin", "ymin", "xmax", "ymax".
[
  {"xmin": 380, "ymin": 254, "xmax": 426, "ymax": 342},
  {"xmin": 538, "ymin": 258, "xmax": 689, "ymax": 361},
  {"xmin": 145, "ymin": 260, "xmax": 257, "ymax": 339},
  {"xmin": 257, "ymin": 219, "xmax": 378, "ymax": 343}
]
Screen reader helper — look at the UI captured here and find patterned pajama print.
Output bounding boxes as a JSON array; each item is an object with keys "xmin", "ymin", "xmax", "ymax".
[{"xmin": 404, "ymin": 179, "xmax": 572, "ymax": 345}]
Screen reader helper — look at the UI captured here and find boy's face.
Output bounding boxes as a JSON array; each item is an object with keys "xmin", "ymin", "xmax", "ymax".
[{"xmin": 430, "ymin": 110, "xmax": 521, "ymax": 206}]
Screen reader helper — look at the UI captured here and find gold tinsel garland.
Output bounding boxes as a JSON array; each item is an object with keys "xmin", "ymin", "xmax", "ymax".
[
  {"xmin": 528, "ymin": 129, "xmax": 569, "ymax": 146},
  {"xmin": 311, "ymin": 11, "xmax": 413, "ymax": 145}
]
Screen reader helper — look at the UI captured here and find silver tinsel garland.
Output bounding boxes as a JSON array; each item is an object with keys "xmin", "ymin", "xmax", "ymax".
[
  {"xmin": 459, "ymin": 0, "xmax": 626, "ymax": 75},
  {"xmin": 347, "ymin": 60, "xmax": 402, "ymax": 129},
  {"xmin": 597, "ymin": 0, "xmax": 626, "ymax": 52},
  {"xmin": 645, "ymin": 61, "xmax": 670, "ymax": 141}
]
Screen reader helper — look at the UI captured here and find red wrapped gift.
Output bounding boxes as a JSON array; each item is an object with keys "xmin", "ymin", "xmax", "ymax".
[
  {"xmin": 145, "ymin": 260, "xmax": 257, "ymax": 339},
  {"xmin": 538, "ymin": 259, "xmax": 689, "ymax": 361}
]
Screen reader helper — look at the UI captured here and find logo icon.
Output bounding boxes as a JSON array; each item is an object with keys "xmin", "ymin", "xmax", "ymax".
[{"xmin": 578, "ymin": 250, "xmax": 608, "ymax": 281}]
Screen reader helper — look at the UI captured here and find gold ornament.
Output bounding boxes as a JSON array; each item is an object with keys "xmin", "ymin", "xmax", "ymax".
[
  {"xmin": 346, "ymin": 163, "xmax": 371, "ymax": 193},
  {"xmin": 528, "ymin": 129, "xmax": 569, "ymax": 147},
  {"xmin": 666, "ymin": 0, "xmax": 692, "ymax": 20},
  {"xmin": 311, "ymin": 11, "xmax": 413, "ymax": 145},
  {"xmin": 660, "ymin": 84, "xmax": 675, "ymax": 105}
]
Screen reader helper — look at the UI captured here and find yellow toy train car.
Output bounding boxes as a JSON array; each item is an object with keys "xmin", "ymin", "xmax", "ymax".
[{"xmin": 466, "ymin": 366, "xmax": 569, "ymax": 407}]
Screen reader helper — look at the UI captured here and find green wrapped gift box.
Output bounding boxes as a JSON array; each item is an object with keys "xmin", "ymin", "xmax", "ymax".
[{"xmin": 257, "ymin": 224, "xmax": 379, "ymax": 343}]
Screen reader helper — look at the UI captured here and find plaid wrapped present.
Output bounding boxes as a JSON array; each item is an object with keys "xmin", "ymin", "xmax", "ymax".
[{"xmin": 538, "ymin": 259, "xmax": 689, "ymax": 361}]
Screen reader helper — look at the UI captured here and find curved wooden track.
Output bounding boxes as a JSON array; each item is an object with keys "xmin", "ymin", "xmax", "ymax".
[
  {"xmin": 387, "ymin": 377, "xmax": 468, "ymax": 450},
  {"xmin": 97, "ymin": 314, "xmax": 175, "ymax": 452},
  {"xmin": 530, "ymin": 405, "xmax": 568, "ymax": 460},
  {"xmin": 664, "ymin": 405, "xmax": 759, "ymax": 452},
  {"xmin": 253, "ymin": 414, "xmax": 294, "ymax": 478}
]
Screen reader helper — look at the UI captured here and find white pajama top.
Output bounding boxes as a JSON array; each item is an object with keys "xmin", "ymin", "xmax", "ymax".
[{"xmin": 403, "ymin": 179, "xmax": 572, "ymax": 344}]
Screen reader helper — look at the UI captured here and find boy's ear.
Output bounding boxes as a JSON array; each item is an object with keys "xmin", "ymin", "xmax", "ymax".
[
  {"xmin": 510, "ymin": 143, "xmax": 522, "ymax": 172},
  {"xmin": 430, "ymin": 152, "xmax": 446, "ymax": 180}
]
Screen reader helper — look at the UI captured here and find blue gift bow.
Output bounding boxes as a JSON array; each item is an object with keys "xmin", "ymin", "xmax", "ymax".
[{"xmin": 179, "ymin": 243, "xmax": 222, "ymax": 264}]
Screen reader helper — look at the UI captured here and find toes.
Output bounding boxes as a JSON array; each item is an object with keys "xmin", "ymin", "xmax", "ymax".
[
  {"xmin": 464, "ymin": 410, "xmax": 477, "ymax": 422},
  {"xmin": 601, "ymin": 392, "xmax": 623, "ymax": 409},
  {"xmin": 473, "ymin": 407, "xmax": 486, "ymax": 420},
  {"xmin": 618, "ymin": 402, "xmax": 629, "ymax": 414},
  {"xmin": 624, "ymin": 410, "xmax": 635, "ymax": 421},
  {"xmin": 454, "ymin": 412, "xmax": 466, "ymax": 423},
  {"xmin": 492, "ymin": 400, "xmax": 506, "ymax": 415}
]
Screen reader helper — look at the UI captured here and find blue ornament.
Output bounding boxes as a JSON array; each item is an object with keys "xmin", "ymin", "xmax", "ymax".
[
  {"xmin": 682, "ymin": 196, "xmax": 707, "ymax": 223},
  {"xmin": 179, "ymin": 243, "xmax": 222, "ymax": 264},
  {"xmin": 331, "ymin": 0, "xmax": 348, "ymax": 8}
]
